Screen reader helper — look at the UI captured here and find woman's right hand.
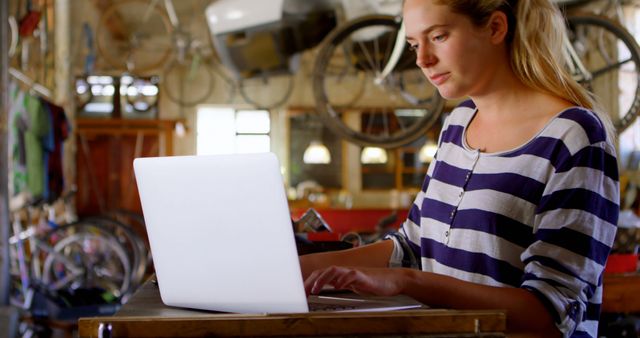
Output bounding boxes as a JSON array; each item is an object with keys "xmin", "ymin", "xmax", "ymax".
[{"xmin": 304, "ymin": 265, "xmax": 409, "ymax": 297}]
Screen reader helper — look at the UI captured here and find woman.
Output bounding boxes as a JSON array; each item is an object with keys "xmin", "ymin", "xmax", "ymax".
[{"xmin": 301, "ymin": 0, "xmax": 619, "ymax": 337}]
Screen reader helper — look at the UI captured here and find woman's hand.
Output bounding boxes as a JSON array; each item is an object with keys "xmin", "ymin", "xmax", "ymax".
[{"xmin": 304, "ymin": 266, "xmax": 408, "ymax": 297}]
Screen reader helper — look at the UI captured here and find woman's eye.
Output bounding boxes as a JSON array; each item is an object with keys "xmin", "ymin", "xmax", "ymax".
[
  {"xmin": 432, "ymin": 34, "xmax": 447, "ymax": 42},
  {"xmin": 408, "ymin": 44, "xmax": 419, "ymax": 52}
]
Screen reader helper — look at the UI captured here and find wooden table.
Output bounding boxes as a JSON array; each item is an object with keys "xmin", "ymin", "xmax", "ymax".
[
  {"xmin": 78, "ymin": 281, "xmax": 506, "ymax": 337},
  {"xmin": 602, "ymin": 273, "xmax": 640, "ymax": 313}
]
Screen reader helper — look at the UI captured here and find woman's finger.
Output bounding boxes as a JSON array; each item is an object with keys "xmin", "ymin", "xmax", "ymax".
[{"xmin": 306, "ymin": 266, "xmax": 345, "ymax": 295}]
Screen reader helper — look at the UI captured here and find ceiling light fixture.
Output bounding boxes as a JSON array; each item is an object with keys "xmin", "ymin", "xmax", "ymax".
[
  {"xmin": 360, "ymin": 147, "xmax": 388, "ymax": 164},
  {"xmin": 303, "ymin": 141, "xmax": 331, "ymax": 164}
]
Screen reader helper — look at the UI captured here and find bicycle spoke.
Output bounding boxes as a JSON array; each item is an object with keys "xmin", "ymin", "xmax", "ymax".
[
  {"xmin": 374, "ymin": 35, "xmax": 382, "ymax": 73},
  {"xmin": 97, "ymin": 0, "xmax": 173, "ymax": 72},
  {"xmin": 356, "ymin": 40, "xmax": 381, "ymax": 74},
  {"xmin": 396, "ymin": 111, "xmax": 408, "ymax": 131},
  {"xmin": 383, "ymin": 29, "xmax": 396, "ymax": 71},
  {"xmin": 364, "ymin": 109, "xmax": 375, "ymax": 136},
  {"xmin": 385, "ymin": 108, "xmax": 393, "ymax": 137},
  {"xmin": 590, "ymin": 57, "xmax": 634, "ymax": 78}
]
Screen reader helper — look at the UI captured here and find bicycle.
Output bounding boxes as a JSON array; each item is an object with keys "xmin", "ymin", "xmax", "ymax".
[
  {"xmin": 560, "ymin": 0, "xmax": 640, "ymax": 132},
  {"xmin": 8, "ymin": 198, "xmax": 134, "ymax": 337},
  {"xmin": 158, "ymin": 0, "xmax": 223, "ymax": 108},
  {"xmin": 564, "ymin": 12, "xmax": 640, "ymax": 131},
  {"xmin": 95, "ymin": 0, "xmax": 233, "ymax": 109},
  {"xmin": 312, "ymin": 0, "xmax": 640, "ymax": 148},
  {"xmin": 9, "ymin": 200, "xmax": 134, "ymax": 300},
  {"xmin": 95, "ymin": 0, "xmax": 173, "ymax": 74},
  {"xmin": 206, "ymin": 0, "xmax": 338, "ymax": 109}
]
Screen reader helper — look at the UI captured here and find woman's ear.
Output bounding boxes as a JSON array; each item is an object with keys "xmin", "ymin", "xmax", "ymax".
[{"xmin": 487, "ymin": 11, "xmax": 509, "ymax": 44}]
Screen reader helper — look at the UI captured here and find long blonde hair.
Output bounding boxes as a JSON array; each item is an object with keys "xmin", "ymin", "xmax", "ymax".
[{"xmin": 436, "ymin": 0, "xmax": 616, "ymax": 140}]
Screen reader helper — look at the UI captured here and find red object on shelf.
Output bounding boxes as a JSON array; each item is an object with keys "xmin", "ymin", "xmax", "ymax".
[
  {"xmin": 306, "ymin": 232, "xmax": 342, "ymax": 242},
  {"xmin": 290, "ymin": 208, "xmax": 409, "ymax": 235},
  {"xmin": 604, "ymin": 253, "xmax": 639, "ymax": 274}
]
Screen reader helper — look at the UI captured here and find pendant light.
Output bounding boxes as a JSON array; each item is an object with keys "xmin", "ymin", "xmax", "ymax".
[
  {"xmin": 303, "ymin": 141, "xmax": 331, "ymax": 164},
  {"xmin": 418, "ymin": 141, "xmax": 438, "ymax": 163},
  {"xmin": 360, "ymin": 147, "xmax": 388, "ymax": 164},
  {"xmin": 303, "ymin": 112, "xmax": 331, "ymax": 164}
]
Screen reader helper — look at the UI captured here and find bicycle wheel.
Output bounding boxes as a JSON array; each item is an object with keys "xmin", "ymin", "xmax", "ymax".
[
  {"xmin": 319, "ymin": 46, "xmax": 367, "ymax": 107},
  {"xmin": 313, "ymin": 15, "xmax": 445, "ymax": 148},
  {"xmin": 163, "ymin": 56, "xmax": 215, "ymax": 107},
  {"xmin": 123, "ymin": 75, "xmax": 160, "ymax": 113},
  {"xmin": 41, "ymin": 223, "xmax": 132, "ymax": 299},
  {"xmin": 96, "ymin": 0, "xmax": 173, "ymax": 74},
  {"xmin": 567, "ymin": 14, "xmax": 640, "ymax": 132},
  {"xmin": 80, "ymin": 216, "xmax": 149, "ymax": 289},
  {"xmin": 238, "ymin": 72, "xmax": 294, "ymax": 110}
]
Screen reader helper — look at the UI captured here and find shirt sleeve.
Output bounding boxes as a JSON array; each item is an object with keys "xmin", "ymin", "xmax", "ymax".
[
  {"xmin": 386, "ymin": 204, "xmax": 423, "ymax": 269},
  {"xmin": 520, "ymin": 137, "xmax": 619, "ymax": 337}
]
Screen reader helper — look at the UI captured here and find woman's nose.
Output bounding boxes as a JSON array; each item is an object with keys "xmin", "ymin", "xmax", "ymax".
[{"xmin": 415, "ymin": 46, "xmax": 436, "ymax": 69}]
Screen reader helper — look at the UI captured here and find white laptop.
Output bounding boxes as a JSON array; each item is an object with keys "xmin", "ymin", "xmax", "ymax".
[{"xmin": 133, "ymin": 152, "xmax": 423, "ymax": 314}]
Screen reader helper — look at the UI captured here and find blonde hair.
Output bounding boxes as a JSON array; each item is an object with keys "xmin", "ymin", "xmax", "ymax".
[{"xmin": 436, "ymin": 0, "xmax": 616, "ymax": 140}]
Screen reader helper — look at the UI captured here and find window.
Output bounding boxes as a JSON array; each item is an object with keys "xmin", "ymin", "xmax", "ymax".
[
  {"xmin": 76, "ymin": 75, "xmax": 159, "ymax": 119},
  {"xmin": 196, "ymin": 107, "xmax": 271, "ymax": 155}
]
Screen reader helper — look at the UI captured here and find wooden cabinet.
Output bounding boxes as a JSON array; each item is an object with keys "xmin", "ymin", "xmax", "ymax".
[{"xmin": 75, "ymin": 119, "xmax": 177, "ymax": 217}]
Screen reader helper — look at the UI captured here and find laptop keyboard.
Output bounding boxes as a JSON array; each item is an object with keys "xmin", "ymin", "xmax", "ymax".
[{"xmin": 308, "ymin": 302, "xmax": 358, "ymax": 312}]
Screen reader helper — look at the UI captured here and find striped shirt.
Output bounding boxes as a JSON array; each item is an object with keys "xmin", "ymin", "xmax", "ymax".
[{"xmin": 388, "ymin": 100, "xmax": 619, "ymax": 338}]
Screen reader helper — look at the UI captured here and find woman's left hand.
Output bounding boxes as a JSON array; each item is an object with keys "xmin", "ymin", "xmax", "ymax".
[{"xmin": 304, "ymin": 266, "xmax": 407, "ymax": 296}]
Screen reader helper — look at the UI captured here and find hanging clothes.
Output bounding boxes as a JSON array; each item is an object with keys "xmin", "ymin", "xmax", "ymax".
[
  {"xmin": 9, "ymin": 82, "xmax": 29, "ymax": 197},
  {"xmin": 42, "ymin": 100, "xmax": 70, "ymax": 201},
  {"xmin": 8, "ymin": 79, "xmax": 69, "ymax": 202},
  {"xmin": 23, "ymin": 92, "xmax": 50, "ymax": 199}
]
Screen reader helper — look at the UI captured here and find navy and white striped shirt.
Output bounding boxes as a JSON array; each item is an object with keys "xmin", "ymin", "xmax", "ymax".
[{"xmin": 388, "ymin": 100, "xmax": 619, "ymax": 338}]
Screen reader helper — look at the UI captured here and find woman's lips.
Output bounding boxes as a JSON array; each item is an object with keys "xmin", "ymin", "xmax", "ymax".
[{"xmin": 429, "ymin": 72, "xmax": 450, "ymax": 86}]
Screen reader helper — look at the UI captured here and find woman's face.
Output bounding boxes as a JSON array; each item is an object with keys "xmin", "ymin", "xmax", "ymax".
[{"xmin": 403, "ymin": 0, "xmax": 506, "ymax": 99}]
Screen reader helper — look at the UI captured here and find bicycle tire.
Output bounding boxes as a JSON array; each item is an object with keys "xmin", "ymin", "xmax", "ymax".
[
  {"xmin": 81, "ymin": 216, "xmax": 149, "ymax": 289},
  {"xmin": 41, "ymin": 222, "xmax": 133, "ymax": 299},
  {"xmin": 313, "ymin": 15, "xmax": 445, "ymax": 148},
  {"xmin": 124, "ymin": 76, "xmax": 160, "ymax": 113},
  {"xmin": 96, "ymin": 0, "xmax": 173, "ymax": 74},
  {"xmin": 238, "ymin": 73, "xmax": 294, "ymax": 110},
  {"xmin": 554, "ymin": 0, "xmax": 589, "ymax": 8},
  {"xmin": 567, "ymin": 14, "xmax": 640, "ymax": 132},
  {"xmin": 103, "ymin": 209, "xmax": 152, "ymax": 271},
  {"xmin": 163, "ymin": 56, "xmax": 216, "ymax": 107}
]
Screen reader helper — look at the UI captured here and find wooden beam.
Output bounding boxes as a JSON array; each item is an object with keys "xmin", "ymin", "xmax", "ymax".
[{"xmin": 0, "ymin": 0, "xmax": 10, "ymax": 307}]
